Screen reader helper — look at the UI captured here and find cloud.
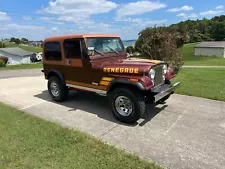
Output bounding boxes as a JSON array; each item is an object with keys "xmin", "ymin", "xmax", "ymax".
[
  {"xmin": 216, "ymin": 5, "xmax": 224, "ymax": 9},
  {"xmin": 51, "ymin": 27, "xmax": 58, "ymax": 31},
  {"xmin": 39, "ymin": 17, "xmax": 64, "ymax": 24},
  {"xmin": 38, "ymin": 0, "xmax": 118, "ymax": 26},
  {"xmin": 0, "ymin": 11, "xmax": 11, "ymax": 21},
  {"xmin": 115, "ymin": 16, "xmax": 167, "ymax": 25},
  {"xmin": 57, "ymin": 15, "xmax": 94, "ymax": 25},
  {"xmin": 200, "ymin": 10, "xmax": 223, "ymax": 16},
  {"xmin": 116, "ymin": 1, "xmax": 167, "ymax": 17},
  {"xmin": 0, "ymin": 23, "xmax": 64, "ymax": 40},
  {"xmin": 168, "ymin": 5, "xmax": 193, "ymax": 12},
  {"xmin": 41, "ymin": 0, "xmax": 117, "ymax": 16},
  {"xmin": 23, "ymin": 16, "xmax": 32, "ymax": 20},
  {"xmin": 0, "ymin": 24, "xmax": 46, "ymax": 31},
  {"xmin": 177, "ymin": 13, "xmax": 198, "ymax": 19},
  {"xmin": 177, "ymin": 13, "xmax": 186, "ymax": 17}
]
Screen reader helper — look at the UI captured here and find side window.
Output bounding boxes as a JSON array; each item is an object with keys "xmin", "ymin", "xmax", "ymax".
[
  {"xmin": 44, "ymin": 42, "xmax": 62, "ymax": 61},
  {"xmin": 64, "ymin": 39, "xmax": 82, "ymax": 59}
]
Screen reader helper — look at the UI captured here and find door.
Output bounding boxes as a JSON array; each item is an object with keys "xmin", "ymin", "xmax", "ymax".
[{"xmin": 63, "ymin": 39, "xmax": 91, "ymax": 84}]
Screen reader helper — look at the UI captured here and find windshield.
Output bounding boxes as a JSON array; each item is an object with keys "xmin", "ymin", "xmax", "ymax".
[{"xmin": 86, "ymin": 37, "xmax": 125, "ymax": 54}]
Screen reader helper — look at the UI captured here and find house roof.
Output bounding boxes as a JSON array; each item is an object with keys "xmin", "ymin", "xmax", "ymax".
[
  {"xmin": 195, "ymin": 41, "xmax": 225, "ymax": 48},
  {"xmin": 0, "ymin": 47, "xmax": 34, "ymax": 57}
]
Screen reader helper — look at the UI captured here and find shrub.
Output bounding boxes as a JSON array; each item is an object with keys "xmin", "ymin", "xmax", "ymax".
[
  {"xmin": 126, "ymin": 46, "xmax": 135, "ymax": 54},
  {"xmin": 0, "ymin": 57, "xmax": 8, "ymax": 67},
  {"xmin": 135, "ymin": 26, "xmax": 188, "ymax": 73},
  {"xmin": 0, "ymin": 59, "xmax": 5, "ymax": 67},
  {"xmin": 0, "ymin": 42, "xmax": 6, "ymax": 48}
]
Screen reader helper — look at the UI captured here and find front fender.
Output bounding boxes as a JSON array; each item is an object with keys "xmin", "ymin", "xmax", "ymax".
[
  {"xmin": 108, "ymin": 78, "xmax": 146, "ymax": 93},
  {"xmin": 166, "ymin": 67, "xmax": 175, "ymax": 80}
]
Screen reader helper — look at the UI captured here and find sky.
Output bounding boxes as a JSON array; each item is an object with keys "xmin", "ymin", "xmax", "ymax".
[{"xmin": 0, "ymin": 0, "xmax": 224, "ymax": 40}]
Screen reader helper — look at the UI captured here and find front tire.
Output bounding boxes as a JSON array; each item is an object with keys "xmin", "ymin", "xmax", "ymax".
[
  {"xmin": 48, "ymin": 76, "xmax": 68, "ymax": 102},
  {"xmin": 108, "ymin": 87, "xmax": 146, "ymax": 124}
]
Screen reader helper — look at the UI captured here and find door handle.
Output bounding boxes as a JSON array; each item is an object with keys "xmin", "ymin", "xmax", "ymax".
[{"xmin": 67, "ymin": 60, "xmax": 71, "ymax": 65}]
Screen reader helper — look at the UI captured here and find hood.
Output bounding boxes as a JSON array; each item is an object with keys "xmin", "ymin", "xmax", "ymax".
[
  {"xmin": 92, "ymin": 57, "xmax": 164, "ymax": 75},
  {"xmin": 122, "ymin": 57, "xmax": 162, "ymax": 65}
]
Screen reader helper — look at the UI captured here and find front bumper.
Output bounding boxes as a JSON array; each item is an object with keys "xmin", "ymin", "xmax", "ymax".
[{"xmin": 153, "ymin": 82, "xmax": 180, "ymax": 103}]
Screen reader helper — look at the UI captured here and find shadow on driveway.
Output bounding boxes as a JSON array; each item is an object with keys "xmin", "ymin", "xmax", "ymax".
[{"xmin": 35, "ymin": 90, "xmax": 168, "ymax": 127}]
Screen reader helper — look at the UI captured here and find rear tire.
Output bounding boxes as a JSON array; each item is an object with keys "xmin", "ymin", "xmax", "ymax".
[
  {"xmin": 108, "ymin": 87, "xmax": 146, "ymax": 124},
  {"xmin": 48, "ymin": 76, "xmax": 68, "ymax": 102}
]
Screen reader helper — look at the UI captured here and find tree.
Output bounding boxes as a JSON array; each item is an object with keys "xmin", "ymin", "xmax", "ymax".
[
  {"xmin": 126, "ymin": 46, "xmax": 135, "ymax": 54},
  {"xmin": 168, "ymin": 15, "xmax": 225, "ymax": 43},
  {"xmin": 14, "ymin": 38, "xmax": 21, "ymax": 45},
  {"xmin": 10, "ymin": 37, "xmax": 16, "ymax": 42},
  {"xmin": 211, "ymin": 22, "xmax": 225, "ymax": 41},
  {"xmin": 21, "ymin": 38, "xmax": 28, "ymax": 44},
  {"xmin": 135, "ymin": 26, "xmax": 188, "ymax": 73}
]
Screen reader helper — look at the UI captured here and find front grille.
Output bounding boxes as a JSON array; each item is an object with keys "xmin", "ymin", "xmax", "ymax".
[{"xmin": 153, "ymin": 65, "xmax": 164, "ymax": 87}]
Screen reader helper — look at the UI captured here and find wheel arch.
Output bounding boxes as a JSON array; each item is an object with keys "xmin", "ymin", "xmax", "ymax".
[
  {"xmin": 47, "ymin": 70, "xmax": 66, "ymax": 86},
  {"xmin": 107, "ymin": 78, "xmax": 145, "ymax": 94}
]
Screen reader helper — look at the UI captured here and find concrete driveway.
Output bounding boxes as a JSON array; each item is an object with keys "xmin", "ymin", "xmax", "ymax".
[{"xmin": 0, "ymin": 75, "xmax": 225, "ymax": 169}]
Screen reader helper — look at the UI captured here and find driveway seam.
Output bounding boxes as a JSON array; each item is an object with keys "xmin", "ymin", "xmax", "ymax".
[
  {"xmin": 163, "ymin": 114, "xmax": 183, "ymax": 135},
  {"xmin": 98, "ymin": 123, "xmax": 119, "ymax": 137}
]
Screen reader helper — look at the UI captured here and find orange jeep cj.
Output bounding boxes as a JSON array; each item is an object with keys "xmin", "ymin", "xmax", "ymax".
[{"xmin": 42, "ymin": 34, "xmax": 180, "ymax": 124}]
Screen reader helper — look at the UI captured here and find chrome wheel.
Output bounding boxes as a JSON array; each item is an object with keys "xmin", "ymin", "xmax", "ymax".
[
  {"xmin": 50, "ymin": 82, "xmax": 59, "ymax": 97},
  {"xmin": 115, "ymin": 96, "xmax": 133, "ymax": 116}
]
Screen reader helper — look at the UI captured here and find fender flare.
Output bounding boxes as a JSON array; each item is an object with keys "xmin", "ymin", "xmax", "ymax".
[
  {"xmin": 47, "ymin": 70, "xmax": 66, "ymax": 86},
  {"xmin": 108, "ymin": 78, "xmax": 146, "ymax": 93}
]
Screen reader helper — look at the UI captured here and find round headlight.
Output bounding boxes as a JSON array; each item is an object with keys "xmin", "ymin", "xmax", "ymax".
[
  {"xmin": 149, "ymin": 69, "xmax": 155, "ymax": 79},
  {"xmin": 162, "ymin": 64, "xmax": 168, "ymax": 74}
]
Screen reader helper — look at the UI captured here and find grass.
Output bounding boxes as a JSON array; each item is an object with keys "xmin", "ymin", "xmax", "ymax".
[
  {"xmin": 4, "ymin": 42, "xmax": 42, "ymax": 53},
  {"xmin": 0, "ymin": 102, "xmax": 161, "ymax": 169},
  {"xmin": 0, "ymin": 62, "xmax": 43, "ymax": 70},
  {"xmin": 172, "ymin": 68, "xmax": 225, "ymax": 101},
  {"xmin": 181, "ymin": 43, "xmax": 225, "ymax": 66}
]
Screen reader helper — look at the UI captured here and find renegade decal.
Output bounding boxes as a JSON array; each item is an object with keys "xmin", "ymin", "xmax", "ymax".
[{"xmin": 103, "ymin": 68, "xmax": 139, "ymax": 74}]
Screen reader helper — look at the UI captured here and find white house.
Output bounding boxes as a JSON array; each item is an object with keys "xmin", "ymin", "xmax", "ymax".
[
  {"xmin": 194, "ymin": 41, "xmax": 225, "ymax": 58},
  {"xmin": 0, "ymin": 47, "xmax": 35, "ymax": 65}
]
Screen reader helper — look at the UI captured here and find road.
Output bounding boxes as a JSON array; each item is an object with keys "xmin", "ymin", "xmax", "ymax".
[
  {"xmin": 0, "ymin": 73, "xmax": 225, "ymax": 169},
  {"xmin": 0, "ymin": 68, "xmax": 42, "ymax": 79}
]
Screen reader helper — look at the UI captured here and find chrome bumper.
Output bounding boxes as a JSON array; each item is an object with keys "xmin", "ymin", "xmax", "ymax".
[{"xmin": 154, "ymin": 82, "xmax": 180, "ymax": 103}]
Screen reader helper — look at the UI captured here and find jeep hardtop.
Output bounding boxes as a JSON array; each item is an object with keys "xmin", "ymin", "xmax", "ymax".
[{"xmin": 42, "ymin": 34, "xmax": 180, "ymax": 124}]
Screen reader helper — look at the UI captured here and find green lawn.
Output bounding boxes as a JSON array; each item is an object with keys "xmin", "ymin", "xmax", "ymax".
[
  {"xmin": 172, "ymin": 68, "xmax": 225, "ymax": 101},
  {"xmin": 181, "ymin": 43, "xmax": 225, "ymax": 66},
  {"xmin": 0, "ymin": 102, "xmax": 161, "ymax": 169},
  {"xmin": 4, "ymin": 42, "xmax": 42, "ymax": 53},
  {"xmin": 0, "ymin": 62, "xmax": 43, "ymax": 70}
]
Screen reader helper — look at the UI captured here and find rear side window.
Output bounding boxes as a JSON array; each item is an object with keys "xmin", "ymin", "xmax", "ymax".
[
  {"xmin": 64, "ymin": 39, "xmax": 82, "ymax": 59},
  {"xmin": 44, "ymin": 42, "xmax": 62, "ymax": 61}
]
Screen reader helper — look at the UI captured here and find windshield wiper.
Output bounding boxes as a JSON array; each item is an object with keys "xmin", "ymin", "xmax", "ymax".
[
  {"xmin": 94, "ymin": 49, "xmax": 104, "ymax": 56},
  {"xmin": 106, "ymin": 46, "xmax": 118, "ymax": 54}
]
